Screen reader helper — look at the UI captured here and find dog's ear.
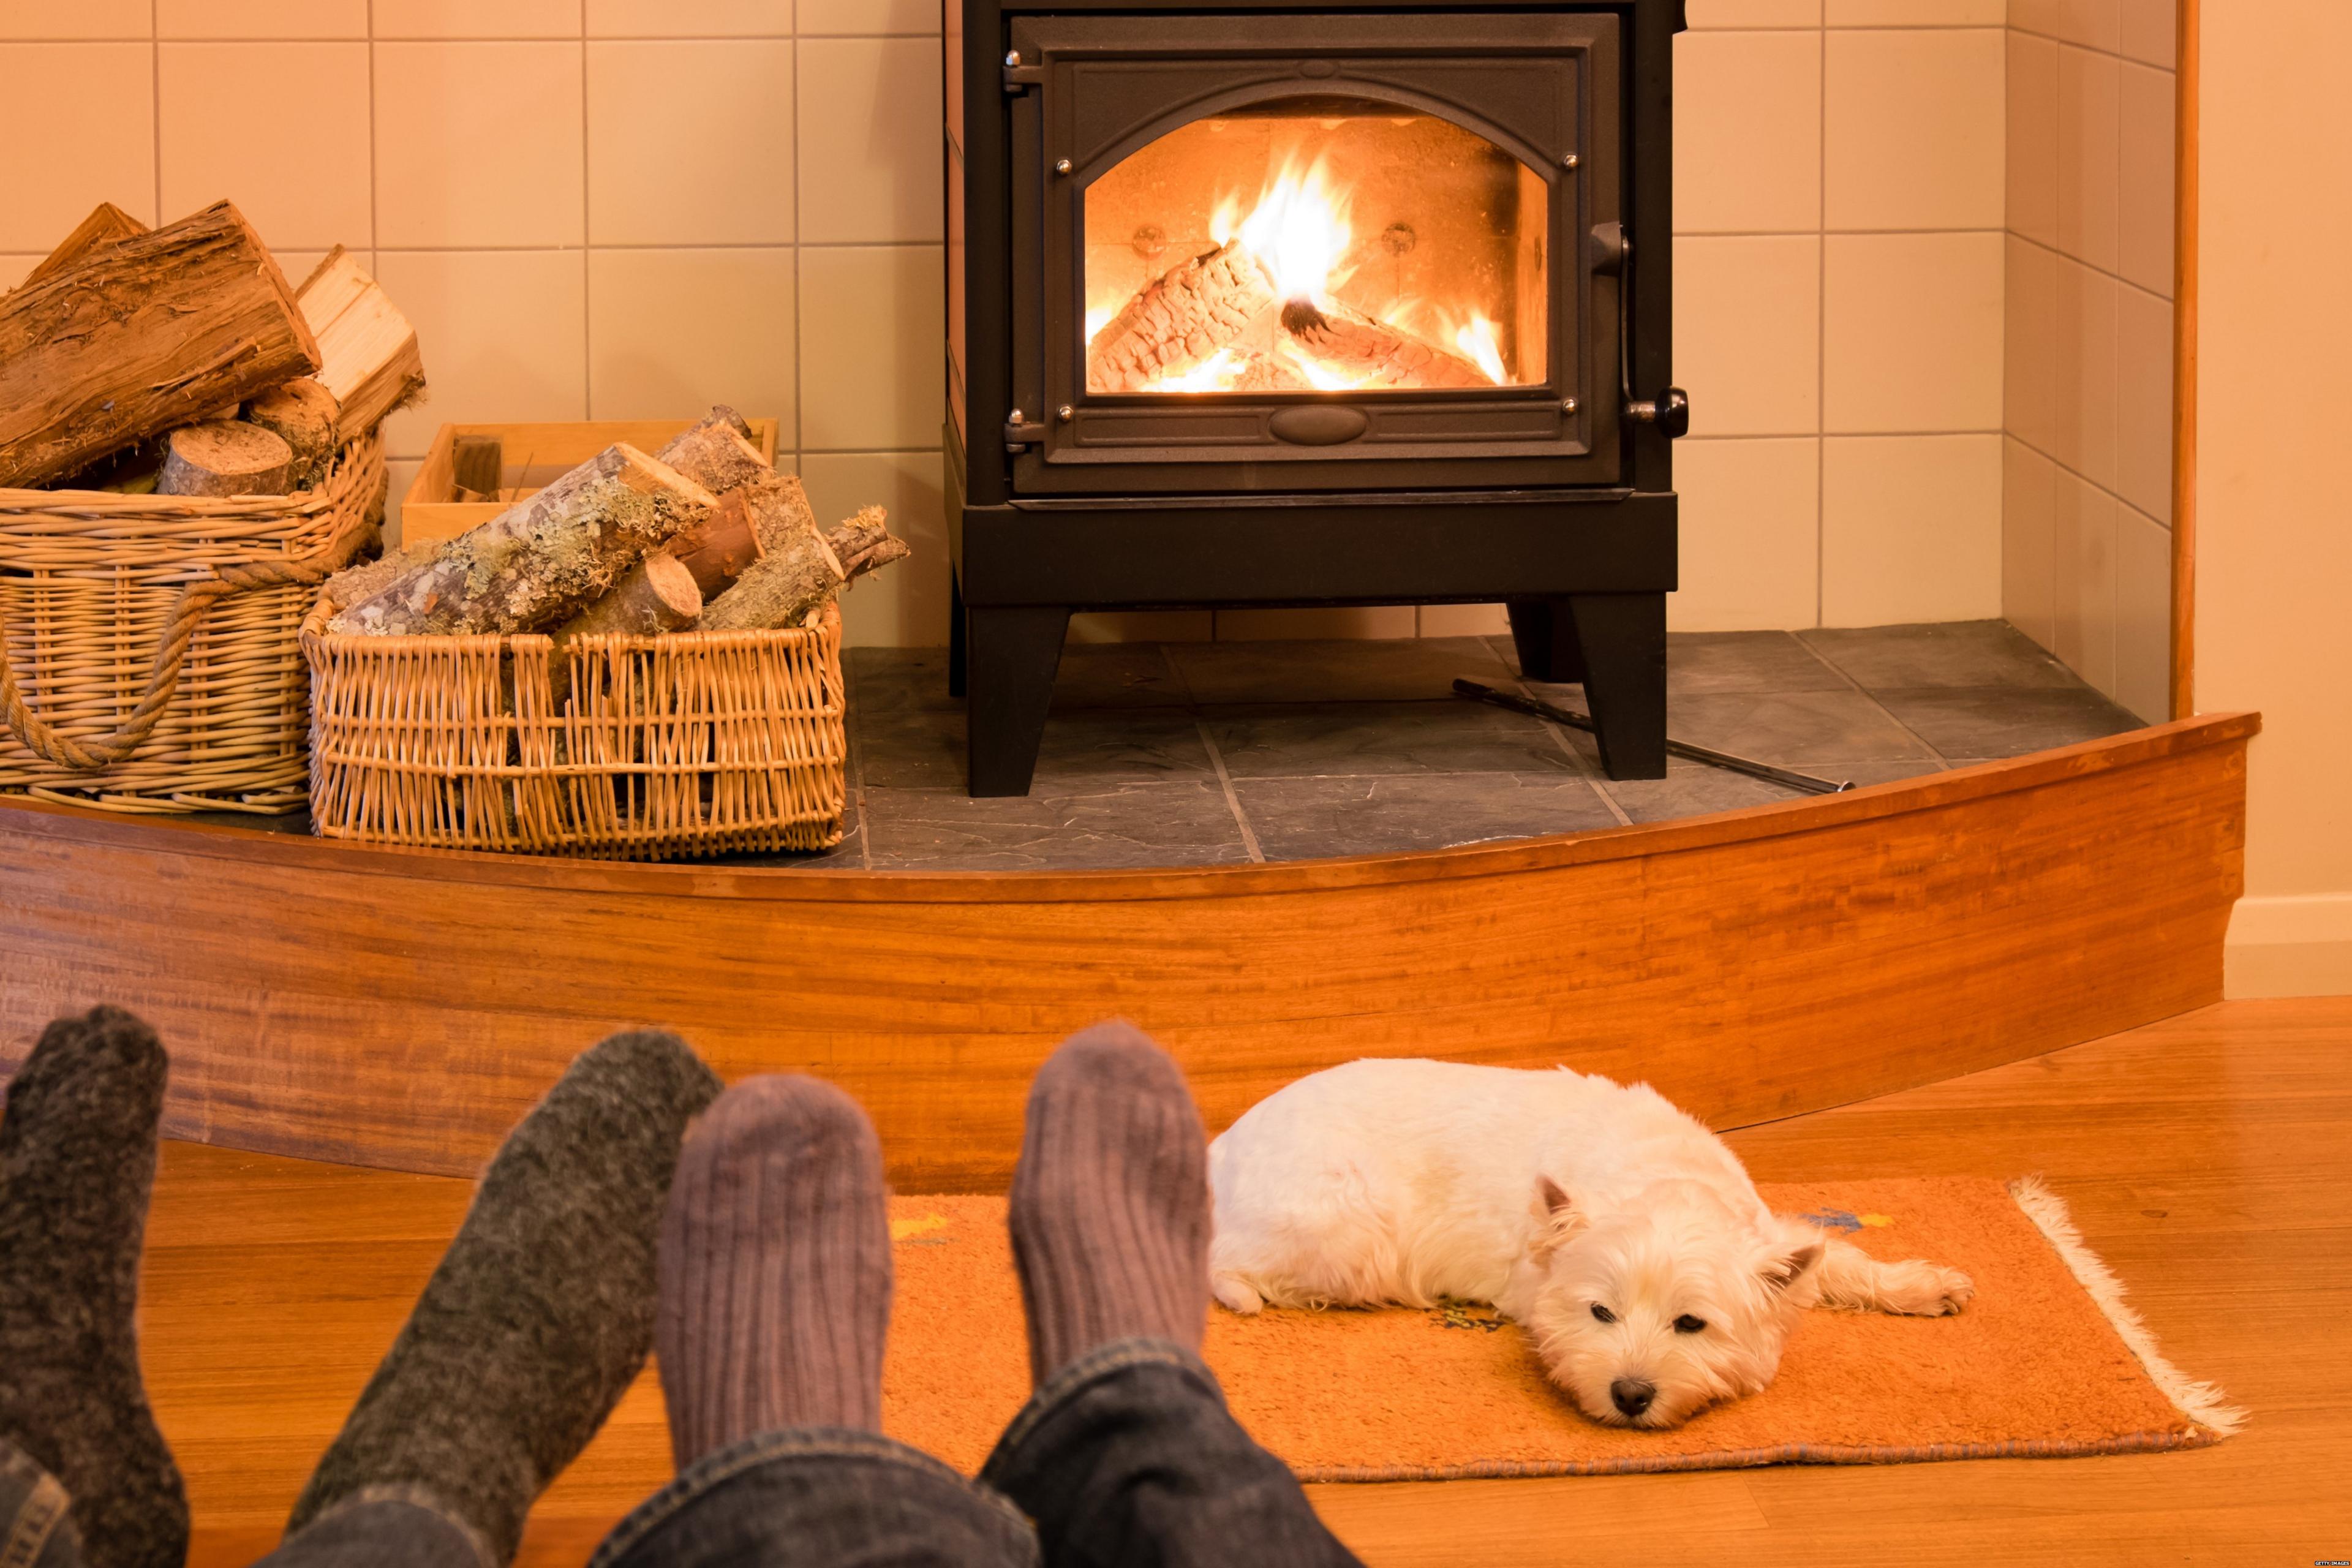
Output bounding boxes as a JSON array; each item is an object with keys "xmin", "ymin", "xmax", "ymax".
[
  {"xmin": 1529, "ymin": 1176, "xmax": 1586, "ymax": 1259},
  {"xmin": 1758, "ymin": 1234, "xmax": 1826, "ymax": 1294}
]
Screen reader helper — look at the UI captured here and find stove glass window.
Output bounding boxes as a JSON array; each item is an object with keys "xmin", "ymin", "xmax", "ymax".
[{"xmin": 1083, "ymin": 103, "xmax": 1549, "ymax": 396}]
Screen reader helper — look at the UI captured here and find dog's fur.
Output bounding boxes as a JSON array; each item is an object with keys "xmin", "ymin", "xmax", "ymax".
[{"xmin": 1208, "ymin": 1060, "xmax": 1973, "ymax": 1428}]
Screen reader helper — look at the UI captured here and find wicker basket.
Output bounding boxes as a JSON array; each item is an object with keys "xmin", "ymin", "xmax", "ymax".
[
  {"xmin": 0, "ymin": 435, "xmax": 385, "ymax": 813},
  {"xmin": 301, "ymin": 592, "xmax": 847, "ymax": 861}
]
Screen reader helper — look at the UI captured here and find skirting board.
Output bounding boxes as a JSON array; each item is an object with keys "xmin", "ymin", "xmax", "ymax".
[{"xmin": 2226, "ymin": 892, "xmax": 2352, "ymax": 998}]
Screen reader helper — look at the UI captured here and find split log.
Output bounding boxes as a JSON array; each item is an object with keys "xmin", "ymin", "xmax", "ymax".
[
  {"xmin": 243, "ymin": 377, "xmax": 339, "ymax": 490},
  {"xmin": 1277, "ymin": 299, "xmax": 1490, "ymax": 389},
  {"xmin": 296, "ymin": 247, "xmax": 426, "ymax": 443},
  {"xmin": 1087, "ymin": 240, "xmax": 1278, "ymax": 394},
  {"xmin": 653, "ymin": 408, "xmax": 769, "ymax": 496},
  {"xmin": 327, "ymin": 443, "xmax": 716, "ymax": 637},
  {"xmin": 660, "ymin": 488, "xmax": 766, "ymax": 597},
  {"xmin": 323, "ymin": 540, "xmax": 437, "ymax": 611},
  {"xmin": 0, "ymin": 201, "xmax": 320, "ymax": 489},
  {"xmin": 829, "ymin": 507, "xmax": 911, "ymax": 582},
  {"xmin": 16, "ymin": 201, "xmax": 148, "ymax": 293},
  {"xmin": 156, "ymin": 421, "xmax": 295, "ymax": 497}
]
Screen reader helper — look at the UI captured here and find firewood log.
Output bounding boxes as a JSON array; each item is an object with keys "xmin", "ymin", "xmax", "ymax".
[
  {"xmin": 1277, "ymin": 299, "xmax": 1490, "ymax": 389},
  {"xmin": 295, "ymin": 247, "xmax": 426, "ymax": 443},
  {"xmin": 17, "ymin": 201, "xmax": 148, "ymax": 293},
  {"xmin": 700, "ymin": 499, "xmax": 908, "ymax": 632},
  {"xmin": 243, "ymin": 377, "xmax": 339, "ymax": 491},
  {"xmin": 828, "ymin": 507, "xmax": 912, "ymax": 581},
  {"xmin": 653, "ymin": 407, "xmax": 769, "ymax": 496},
  {"xmin": 323, "ymin": 540, "xmax": 436, "ymax": 611},
  {"xmin": 660, "ymin": 488, "xmax": 766, "ymax": 597},
  {"xmin": 0, "ymin": 201, "xmax": 320, "ymax": 489},
  {"xmin": 326, "ymin": 443, "xmax": 715, "ymax": 637},
  {"xmin": 156, "ymin": 421, "xmax": 295, "ymax": 497},
  {"xmin": 546, "ymin": 552, "xmax": 704, "ymax": 707},
  {"xmin": 1087, "ymin": 240, "xmax": 1278, "ymax": 394}
]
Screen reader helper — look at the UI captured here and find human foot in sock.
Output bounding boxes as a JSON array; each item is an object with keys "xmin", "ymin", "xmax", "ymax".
[
  {"xmin": 1008, "ymin": 1021, "xmax": 1212, "ymax": 1384},
  {"xmin": 285, "ymin": 1030, "xmax": 722, "ymax": 1563},
  {"xmin": 656, "ymin": 1076, "xmax": 892, "ymax": 1468},
  {"xmin": 0, "ymin": 1006, "xmax": 187, "ymax": 1568}
]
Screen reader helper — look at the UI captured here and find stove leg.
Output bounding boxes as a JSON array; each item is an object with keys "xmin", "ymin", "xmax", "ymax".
[
  {"xmin": 965, "ymin": 606, "xmax": 1070, "ymax": 797},
  {"xmin": 947, "ymin": 575, "xmax": 967, "ymax": 699},
  {"xmin": 1569, "ymin": 592, "xmax": 1667, "ymax": 780},
  {"xmin": 1505, "ymin": 597, "xmax": 1588, "ymax": 684}
]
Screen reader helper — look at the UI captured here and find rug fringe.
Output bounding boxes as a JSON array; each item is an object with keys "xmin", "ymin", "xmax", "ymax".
[{"xmin": 2006, "ymin": 1175, "xmax": 2246, "ymax": 1439}]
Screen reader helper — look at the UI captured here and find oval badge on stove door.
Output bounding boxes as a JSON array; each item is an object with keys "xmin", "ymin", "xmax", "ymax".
[{"xmin": 1268, "ymin": 405, "xmax": 1370, "ymax": 446}]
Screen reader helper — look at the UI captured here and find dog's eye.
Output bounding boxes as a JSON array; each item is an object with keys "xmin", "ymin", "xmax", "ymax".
[
  {"xmin": 1673, "ymin": 1314, "xmax": 1707, "ymax": 1334},
  {"xmin": 1590, "ymin": 1303, "xmax": 1617, "ymax": 1324}
]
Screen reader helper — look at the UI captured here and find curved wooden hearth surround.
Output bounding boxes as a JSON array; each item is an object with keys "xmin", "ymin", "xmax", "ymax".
[{"xmin": 0, "ymin": 715, "xmax": 2255, "ymax": 1188}]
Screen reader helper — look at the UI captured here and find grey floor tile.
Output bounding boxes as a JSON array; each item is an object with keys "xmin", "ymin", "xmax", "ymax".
[
  {"xmin": 1798, "ymin": 621, "xmax": 2082, "ymax": 691},
  {"xmin": 1869, "ymin": 686, "xmax": 2141, "ymax": 759},
  {"xmin": 1668, "ymin": 689, "xmax": 1939, "ymax": 765},
  {"xmin": 1665, "ymin": 631, "xmax": 1850, "ymax": 694},
  {"xmin": 1595, "ymin": 758, "xmax": 1813, "ymax": 823},
  {"xmin": 1052, "ymin": 643, "xmax": 1191, "ymax": 709},
  {"xmin": 1204, "ymin": 700, "xmax": 1579, "ymax": 779},
  {"xmin": 861, "ymin": 781, "xmax": 1253, "ymax": 870},
  {"xmin": 858, "ymin": 706, "xmax": 1214, "ymax": 790},
  {"xmin": 845, "ymin": 646, "xmax": 957, "ymax": 715},
  {"xmin": 1234, "ymin": 772, "xmax": 1622, "ymax": 859},
  {"xmin": 1169, "ymin": 636, "xmax": 1514, "ymax": 704}
]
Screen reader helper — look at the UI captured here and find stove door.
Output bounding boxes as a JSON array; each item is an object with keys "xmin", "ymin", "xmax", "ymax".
[{"xmin": 1006, "ymin": 11, "xmax": 1621, "ymax": 496}]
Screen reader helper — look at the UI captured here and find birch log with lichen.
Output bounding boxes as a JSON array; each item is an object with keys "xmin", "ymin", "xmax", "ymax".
[
  {"xmin": 327, "ymin": 443, "xmax": 715, "ymax": 636},
  {"xmin": 700, "ymin": 496, "xmax": 908, "ymax": 631},
  {"xmin": 653, "ymin": 405, "xmax": 769, "ymax": 495}
]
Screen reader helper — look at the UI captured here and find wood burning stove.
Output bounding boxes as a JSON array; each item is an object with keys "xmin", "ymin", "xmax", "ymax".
[{"xmin": 946, "ymin": 0, "xmax": 1687, "ymax": 795}]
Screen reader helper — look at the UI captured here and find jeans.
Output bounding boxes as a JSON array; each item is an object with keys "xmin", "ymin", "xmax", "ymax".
[
  {"xmin": 0, "ymin": 1437, "xmax": 80, "ymax": 1568},
  {"xmin": 256, "ymin": 1339, "xmax": 1364, "ymax": 1568}
]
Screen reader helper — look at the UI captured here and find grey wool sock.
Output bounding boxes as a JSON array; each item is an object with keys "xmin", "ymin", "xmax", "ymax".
[
  {"xmin": 656, "ymin": 1076, "xmax": 892, "ymax": 1466},
  {"xmin": 285, "ymin": 1030, "xmax": 721, "ymax": 1564},
  {"xmin": 1008, "ymin": 1021, "xmax": 1212, "ymax": 1384},
  {"xmin": 0, "ymin": 1006, "xmax": 187, "ymax": 1568}
]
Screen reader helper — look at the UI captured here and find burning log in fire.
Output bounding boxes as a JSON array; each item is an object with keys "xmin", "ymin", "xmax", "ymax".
[{"xmin": 1086, "ymin": 239, "xmax": 1277, "ymax": 394}]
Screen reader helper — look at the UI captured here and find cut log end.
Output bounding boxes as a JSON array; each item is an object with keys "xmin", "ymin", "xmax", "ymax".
[
  {"xmin": 663, "ymin": 488, "xmax": 767, "ymax": 597},
  {"xmin": 244, "ymin": 377, "xmax": 341, "ymax": 491},
  {"xmin": 156, "ymin": 421, "xmax": 295, "ymax": 497}
]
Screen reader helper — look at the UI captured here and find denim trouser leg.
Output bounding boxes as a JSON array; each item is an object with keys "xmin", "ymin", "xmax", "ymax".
[
  {"xmin": 979, "ymin": 1340, "xmax": 1366, "ymax": 1568},
  {"xmin": 248, "ymin": 1486, "xmax": 495, "ymax": 1568},
  {"xmin": 0, "ymin": 1438, "xmax": 81, "ymax": 1568},
  {"xmin": 589, "ymin": 1430, "xmax": 1038, "ymax": 1568}
]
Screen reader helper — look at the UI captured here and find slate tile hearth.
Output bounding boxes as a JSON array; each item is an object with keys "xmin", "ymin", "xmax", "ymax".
[{"xmin": 184, "ymin": 621, "xmax": 2141, "ymax": 869}]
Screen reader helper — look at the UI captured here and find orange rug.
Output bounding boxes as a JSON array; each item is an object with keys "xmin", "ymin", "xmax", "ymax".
[{"xmin": 878, "ymin": 1178, "xmax": 2241, "ymax": 1480}]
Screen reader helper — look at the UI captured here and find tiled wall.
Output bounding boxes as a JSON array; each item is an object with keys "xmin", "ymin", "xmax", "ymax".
[
  {"xmin": 4, "ymin": 0, "xmax": 2027, "ymax": 651},
  {"xmin": 2002, "ymin": 0, "xmax": 2175, "ymax": 722}
]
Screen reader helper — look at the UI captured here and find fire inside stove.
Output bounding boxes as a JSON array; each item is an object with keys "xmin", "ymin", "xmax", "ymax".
[{"xmin": 1084, "ymin": 105, "xmax": 1550, "ymax": 395}]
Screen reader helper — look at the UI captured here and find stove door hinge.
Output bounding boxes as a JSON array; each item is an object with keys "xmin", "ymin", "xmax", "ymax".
[
  {"xmin": 1002, "ymin": 410, "xmax": 1047, "ymax": 451},
  {"xmin": 1003, "ymin": 51, "xmax": 1044, "ymax": 92}
]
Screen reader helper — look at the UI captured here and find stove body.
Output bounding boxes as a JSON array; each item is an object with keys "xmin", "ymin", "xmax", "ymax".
[{"xmin": 946, "ymin": 0, "xmax": 1686, "ymax": 794}]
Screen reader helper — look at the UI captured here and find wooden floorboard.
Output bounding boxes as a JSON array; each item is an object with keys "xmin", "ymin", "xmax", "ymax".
[{"xmin": 128, "ymin": 997, "xmax": 2352, "ymax": 1566}]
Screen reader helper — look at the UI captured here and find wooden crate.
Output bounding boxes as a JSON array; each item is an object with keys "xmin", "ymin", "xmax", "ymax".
[{"xmin": 399, "ymin": 417, "xmax": 780, "ymax": 546}]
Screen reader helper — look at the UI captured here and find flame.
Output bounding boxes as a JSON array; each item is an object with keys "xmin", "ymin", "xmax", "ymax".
[
  {"xmin": 1222, "ymin": 156, "xmax": 1352, "ymax": 305},
  {"xmin": 1084, "ymin": 301, "xmax": 1116, "ymax": 346},
  {"xmin": 1276, "ymin": 335, "xmax": 1374, "ymax": 391},
  {"xmin": 1452, "ymin": 314, "xmax": 1509, "ymax": 385},
  {"xmin": 1142, "ymin": 345, "xmax": 1250, "ymax": 393}
]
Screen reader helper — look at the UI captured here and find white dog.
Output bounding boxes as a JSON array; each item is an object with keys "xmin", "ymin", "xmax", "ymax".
[{"xmin": 1208, "ymin": 1059, "xmax": 1973, "ymax": 1428}]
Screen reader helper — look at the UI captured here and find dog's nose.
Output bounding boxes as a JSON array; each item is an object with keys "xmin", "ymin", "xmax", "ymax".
[{"xmin": 1610, "ymin": 1378, "xmax": 1656, "ymax": 1418}]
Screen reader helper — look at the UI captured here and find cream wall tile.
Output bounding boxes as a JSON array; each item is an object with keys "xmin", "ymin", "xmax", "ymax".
[
  {"xmin": 1216, "ymin": 609, "xmax": 1419, "ymax": 641},
  {"xmin": 160, "ymin": 44, "xmax": 372, "ymax": 251},
  {"xmin": 0, "ymin": 1, "xmax": 146, "ymax": 36},
  {"xmin": 374, "ymin": 43, "xmax": 585, "ymax": 247},
  {"xmin": 157, "ymin": 1, "xmax": 364, "ymax": 37},
  {"xmin": 2008, "ymin": 0, "xmax": 2063, "ymax": 36},
  {"xmin": 0, "ymin": 45, "xmax": 154, "ymax": 251},
  {"xmin": 1825, "ymin": 28, "xmax": 2004, "ymax": 231},
  {"xmin": 1821, "ymin": 434, "xmax": 2002, "ymax": 625},
  {"xmin": 1069, "ymin": 612, "xmax": 1214, "ymax": 644},
  {"xmin": 2052, "ymin": 254, "xmax": 2118, "ymax": 486},
  {"xmin": 383, "ymin": 458, "xmax": 425, "ymax": 549},
  {"xmin": 374, "ymin": 250, "xmax": 588, "ymax": 460},
  {"xmin": 2007, "ymin": 31, "xmax": 2059, "ymax": 249},
  {"xmin": 1675, "ymin": 235, "xmax": 1821, "ymax": 437},
  {"xmin": 2051, "ymin": 466, "xmax": 2118, "ymax": 694},
  {"xmin": 800, "ymin": 38, "xmax": 945, "ymax": 244},
  {"xmin": 2002, "ymin": 436, "xmax": 2059, "ymax": 648},
  {"xmin": 2117, "ymin": 0, "xmax": 2176, "ymax": 67},
  {"xmin": 587, "ymin": 42, "xmax": 794, "ymax": 246},
  {"xmin": 797, "ymin": 0, "xmax": 942, "ymax": 33},
  {"xmin": 2004, "ymin": 235, "xmax": 2058, "ymax": 452},
  {"xmin": 2113, "ymin": 502, "xmax": 2170, "ymax": 721},
  {"xmin": 272, "ymin": 250, "xmax": 336, "ymax": 292},
  {"xmin": 1686, "ymin": 0, "xmax": 1819, "ymax": 23},
  {"xmin": 1420, "ymin": 605, "xmax": 1512, "ymax": 637},
  {"xmin": 1828, "ymin": 0, "xmax": 2002, "ymax": 24},
  {"xmin": 2056, "ymin": 43, "xmax": 2120, "ymax": 272},
  {"xmin": 1673, "ymin": 30, "xmax": 1820, "ymax": 234},
  {"xmin": 373, "ymin": 0, "xmax": 578, "ymax": 39},
  {"xmin": 2017, "ymin": 0, "xmax": 2119, "ymax": 50},
  {"xmin": 588, "ymin": 249, "xmax": 796, "ymax": 429},
  {"xmin": 2119, "ymin": 61, "xmax": 2175, "ymax": 297},
  {"xmin": 802, "ymin": 451, "xmax": 952, "ymax": 648},
  {"xmin": 799, "ymin": 245, "xmax": 944, "ymax": 451},
  {"xmin": 1823, "ymin": 231, "xmax": 2003, "ymax": 433},
  {"xmin": 587, "ymin": 0, "xmax": 793, "ymax": 36},
  {"xmin": 2114, "ymin": 281, "xmax": 2172, "ymax": 524},
  {"xmin": 0, "ymin": 255, "xmax": 39, "ymax": 291},
  {"xmin": 1669, "ymin": 437, "xmax": 1821, "ymax": 631}
]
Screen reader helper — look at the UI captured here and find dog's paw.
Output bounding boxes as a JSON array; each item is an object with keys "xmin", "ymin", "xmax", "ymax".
[
  {"xmin": 1882, "ymin": 1261, "xmax": 1975, "ymax": 1316},
  {"xmin": 1212, "ymin": 1272, "xmax": 1266, "ymax": 1314}
]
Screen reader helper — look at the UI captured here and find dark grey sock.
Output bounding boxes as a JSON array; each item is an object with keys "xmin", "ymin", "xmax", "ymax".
[
  {"xmin": 1008, "ymin": 1021, "xmax": 1212, "ymax": 1384},
  {"xmin": 0, "ymin": 1006, "xmax": 187, "ymax": 1568},
  {"xmin": 284, "ymin": 1030, "xmax": 721, "ymax": 1564}
]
